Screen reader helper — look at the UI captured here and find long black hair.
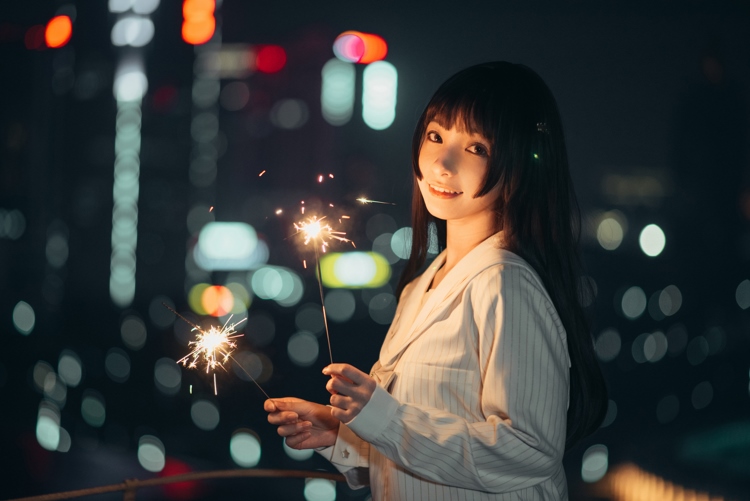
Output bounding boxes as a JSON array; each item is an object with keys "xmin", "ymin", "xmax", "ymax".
[{"xmin": 397, "ymin": 61, "xmax": 607, "ymax": 449}]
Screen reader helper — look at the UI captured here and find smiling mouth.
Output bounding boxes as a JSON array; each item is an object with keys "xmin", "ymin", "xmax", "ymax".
[{"xmin": 428, "ymin": 183, "xmax": 462, "ymax": 197}]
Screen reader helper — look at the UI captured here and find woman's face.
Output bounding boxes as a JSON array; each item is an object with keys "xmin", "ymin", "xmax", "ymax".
[{"xmin": 417, "ymin": 121, "xmax": 500, "ymax": 223}]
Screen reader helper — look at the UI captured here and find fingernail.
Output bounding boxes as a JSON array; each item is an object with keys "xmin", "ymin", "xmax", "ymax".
[{"xmin": 322, "ymin": 367, "xmax": 329, "ymax": 375}]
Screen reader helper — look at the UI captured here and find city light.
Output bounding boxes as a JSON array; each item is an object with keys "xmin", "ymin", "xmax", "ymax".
[
  {"xmin": 321, "ymin": 58, "xmax": 355, "ymax": 126},
  {"xmin": 45, "ymin": 15, "xmax": 72, "ymax": 48},
  {"xmin": 362, "ymin": 61, "xmax": 398, "ymax": 130},
  {"xmin": 182, "ymin": 0, "xmax": 216, "ymax": 45},
  {"xmin": 333, "ymin": 31, "xmax": 387, "ymax": 64}
]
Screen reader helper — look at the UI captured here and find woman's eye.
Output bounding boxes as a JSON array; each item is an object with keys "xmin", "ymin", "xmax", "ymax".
[
  {"xmin": 426, "ymin": 131, "xmax": 442, "ymax": 143},
  {"xmin": 468, "ymin": 144, "xmax": 489, "ymax": 156}
]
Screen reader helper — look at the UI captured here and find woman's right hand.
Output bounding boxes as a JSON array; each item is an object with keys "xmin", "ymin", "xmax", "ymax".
[{"xmin": 264, "ymin": 398, "xmax": 339, "ymax": 450}]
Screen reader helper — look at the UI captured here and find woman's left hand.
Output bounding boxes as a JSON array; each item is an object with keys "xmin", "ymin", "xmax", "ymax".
[{"xmin": 323, "ymin": 363, "xmax": 377, "ymax": 423}]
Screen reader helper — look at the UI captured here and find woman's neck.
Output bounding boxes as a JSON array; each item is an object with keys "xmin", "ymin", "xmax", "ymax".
[{"xmin": 432, "ymin": 212, "xmax": 501, "ymax": 288}]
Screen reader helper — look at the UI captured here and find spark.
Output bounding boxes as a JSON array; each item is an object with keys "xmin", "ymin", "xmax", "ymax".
[
  {"xmin": 318, "ymin": 175, "xmax": 323, "ymax": 183},
  {"xmin": 328, "ymin": 173, "xmax": 334, "ymax": 178},
  {"xmin": 356, "ymin": 197, "xmax": 396, "ymax": 205},
  {"xmin": 293, "ymin": 215, "xmax": 351, "ymax": 253},
  {"xmin": 275, "ymin": 209, "xmax": 283, "ymax": 215},
  {"xmin": 209, "ymin": 206, "xmax": 214, "ymax": 212},
  {"xmin": 259, "ymin": 170, "xmax": 266, "ymax": 177},
  {"xmin": 163, "ymin": 304, "xmax": 269, "ymax": 398}
]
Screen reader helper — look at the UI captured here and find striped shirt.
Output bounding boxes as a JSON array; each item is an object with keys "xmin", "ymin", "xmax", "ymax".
[{"xmin": 321, "ymin": 232, "xmax": 570, "ymax": 500}]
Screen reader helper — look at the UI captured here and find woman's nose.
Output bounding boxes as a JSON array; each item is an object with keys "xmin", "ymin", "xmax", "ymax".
[{"xmin": 431, "ymin": 147, "xmax": 458, "ymax": 176}]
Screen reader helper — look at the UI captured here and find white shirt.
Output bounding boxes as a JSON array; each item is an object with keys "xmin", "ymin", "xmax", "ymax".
[{"xmin": 319, "ymin": 232, "xmax": 570, "ymax": 500}]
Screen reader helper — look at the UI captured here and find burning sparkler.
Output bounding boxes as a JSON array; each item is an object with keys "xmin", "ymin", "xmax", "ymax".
[
  {"xmin": 293, "ymin": 215, "xmax": 353, "ymax": 365},
  {"xmin": 356, "ymin": 197, "xmax": 396, "ymax": 205},
  {"xmin": 164, "ymin": 304, "xmax": 270, "ymax": 398}
]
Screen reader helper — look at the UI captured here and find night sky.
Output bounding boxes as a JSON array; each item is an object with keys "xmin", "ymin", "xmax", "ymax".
[{"xmin": 1, "ymin": 1, "xmax": 749, "ymax": 500}]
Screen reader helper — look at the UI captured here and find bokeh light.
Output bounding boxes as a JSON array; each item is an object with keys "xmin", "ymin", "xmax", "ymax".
[
  {"xmin": 333, "ymin": 31, "xmax": 387, "ymax": 64},
  {"xmin": 58, "ymin": 350, "xmax": 82, "ymax": 387},
  {"xmin": 638, "ymin": 224, "xmax": 666, "ymax": 257},
  {"xmin": 155, "ymin": 357, "xmax": 182, "ymax": 395},
  {"xmin": 594, "ymin": 329, "xmax": 621, "ymax": 362},
  {"xmin": 45, "ymin": 15, "xmax": 72, "ymax": 48},
  {"xmin": 181, "ymin": 0, "xmax": 216, "ymax": 45},
  {"xmin": 81, "ymin": 390, "xmax": 106, "ymax": 427},
  {"xmin": 270, "ymin": 99, "xmax": 309, "ymax": 129},
  {"xmin": 220, "ymin": 81, "xmax": 250, "ymax": 111},
  {"xmin": 191, "ymin": 399, "xmax": 220, "ymax": 430},
  {"xmin": 255, "ymin": 45, "xmax": 286, "ymax": 73},
  {"xmin": 321, "ymin": 58, "xmax": 355, "ymax": 126},
  {"xmin": 324, "ymin": 290, "xmax": 356, "ymax": 323},
  {"xmin": 691, "ymin": 381, "xmax": 713, "ymax": 410},
  {"xmin": 320, "ymin": 251, "xmax": 391, "ymax": 288},
  {"xmin": 12, "ymin": 300, "xmax": 35, "ymax": 335},
  {"xmin": 620, "ymin": 286, "xmax": 647, "ymax": 319},
  {"xmin": 596, "ymin": 212, "xmax": 626, "ymax": 251},
  {"xmin": 33, "ymin": 361, "xmax": 54, "ymax": 393},
  {"xmin": 250, "ymin": 266, "xmax": 303, "ymax": 306},
  {"xmin": 601, "ymin": 400, "xmax": 617, "ymax": 428},
  {"xmin": 658, "ymin": 285, "xmax": 682, "ymax": 316},
  {"xmin": 284, "ymin": 438, "xmax": 314, "ymax": 461},
  {"xmin": 138, "ymin": 435, "xmax": 166, "ymax": 472},
  {"xmin": 390, "ymin": 227, "xmax": 412, "ymax": 260},
  {"xmin": 105, "ymin": 348, "xmax": 131, "ymax": 383},
  {"xmin": 686, "ymin": 336, "xmax": 709, "ymax": 366},
  {"xmin": 304, "ymin": 478, "xmax": 336, "ymax": 501},
  {"xmin": 295, "ymin": 304, "xmax": 325, "ymax": 335},
  {"xmin": 232, "ymin": 350, "xmax": 272, "ymax": 384},
  {"xmin": 202, "ymin": 285, "xmax": 234, "ymax": 317},
  {"xmin": 37, "ymin": 401, "xmax": 61, "ymax": 451},
  {"xmin": 362, "ymin": 61, "xmax": 398, "ymax": 130},
  {"xmin": 369, "ymin": 292, "xmax": 397, "ymax": 325},
  {"xmin": 581, "ymin": 444, "xmax": 608, "ymax": 483},
  {"xmin": 194, "ymin": 222, "xmax": 259, "ymax": 271},
  {"xmin": 111, "ymin": 16, "xmax": 154, "ymax": 47},
  {"xmin": 736, "ymin": 279, "xmax": 750, "ymax": 310},
  {"xmin": 121, "ymin": 314, "xmax": 147, "ymax": 350},
  {"xmin": 230, "ymin": 430, "xmax": 261, "ymax": 467},
  {"xmin": 287, "ymin": 331, "xmax": 319, "ymax": 367}
]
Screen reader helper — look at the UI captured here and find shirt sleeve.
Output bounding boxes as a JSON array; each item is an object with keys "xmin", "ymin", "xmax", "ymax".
[
  {"xmin": 315, "ymin": 422, "xmax": 370, "ymax": 489},
  {"xmin": 344, "ymin": 264, "xmax": 570, "ymax": 493}
]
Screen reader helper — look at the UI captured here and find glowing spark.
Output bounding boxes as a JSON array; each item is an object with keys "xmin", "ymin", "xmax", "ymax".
[
  {"xmin": 328, "ymin": 173, "xmax": 334, "ymax": 178},
  {"xmin": 294, "ymin": 215, "xmax": 351, "ymax": 252},
  {"xmin": 259, "ymin": 170, "xmax": 266, "ymax": 177},
  {"xmin": 318, "ymin": 175, "xmax": 323, "ymax": 183},
  {"xmin": 209, "ymin": 206, "xmax": 214, "ymax": 212},
  {"xmin": 275, "ymin": 209, "xmax": 283, "ymax": 215},
  {"xmin": 163, "ymin": 304, "xmax": 270, "ymax": 398},
  {"xmin": 303, "ymin": 259, "xmax": 307, "ymax": 269},
  {"xmin": 356, "ymin": 197, "xmax": 396, "ymax": 205},
  {"xmin": 329, "ymin": 203, "xmax": 334, "ymax": 207},
  {"xmin": 341, "ymin": 215, "xmax": 350, "ymax": 219}
]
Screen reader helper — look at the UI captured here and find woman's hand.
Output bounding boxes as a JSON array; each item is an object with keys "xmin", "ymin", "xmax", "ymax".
[
  {"xmin": 264, "ymin": 398, "xmax": 339, "ymax": 450},
  {"xmin": 323, "ymin": 364, "xmax": 377, "ymax": 423}
]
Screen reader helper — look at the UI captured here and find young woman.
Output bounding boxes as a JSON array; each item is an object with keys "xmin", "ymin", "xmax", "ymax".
[{"xmin": 265, "ymin": 61, "xmax": 608, "ymax": 500}]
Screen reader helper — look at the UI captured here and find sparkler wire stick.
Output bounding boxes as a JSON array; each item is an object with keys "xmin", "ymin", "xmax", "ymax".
[
  {"xmin": 314, "ymin": 244, "xmax": 334, "ymax": 365},
  {"xmin": 162, "ymin": 303, "xmax": 270, "ymax": 399}
]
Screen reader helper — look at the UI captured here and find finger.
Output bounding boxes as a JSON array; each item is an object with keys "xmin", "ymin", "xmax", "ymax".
[
  {"xmin": 329, "ymin": 406, "xmax": 349, "ymax": 423},
  {"xmin": 267, "ymin": 411, "xmax": 299, "ymax": 425},
  {"xmin": 276, "ymin": 421, "xmax": 312, "ymax": 437},
  {"xmin": 285, "ymin": 432, "xmax": 311, "ymax": 449},
  {"xmin": 324, "ymin": 364, "xmax": 366, "ymax": 385},
  {"xmin": 329, "ymin": 393, "xmax": 351, "ymax": 410},
  {"xmin": 327, "ymin": 376, "xmax": 356, "ymax": 396}
]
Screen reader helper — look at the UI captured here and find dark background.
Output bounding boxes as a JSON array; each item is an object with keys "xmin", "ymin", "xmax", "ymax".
[{"xmin": 1, "ymin": 1, "xmax": 749, "ymax": 500}]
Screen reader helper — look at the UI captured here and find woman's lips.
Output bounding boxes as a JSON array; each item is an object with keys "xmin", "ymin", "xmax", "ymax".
[{"xmin": 428, "ymin": 183, "xmax": 462, "ymax": 199}]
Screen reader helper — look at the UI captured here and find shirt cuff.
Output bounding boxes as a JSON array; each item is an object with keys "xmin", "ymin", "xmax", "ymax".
[
  {"xmin": 330, "ymin": 422, "xmax": 369, "ymax": 469},
  {"xmin": 345, "ymin": 384, "xmax": 399, "ymax": 443},
  {"xmin": 314, "ymin": 445, "xmax": 334, "ymax": 461}
]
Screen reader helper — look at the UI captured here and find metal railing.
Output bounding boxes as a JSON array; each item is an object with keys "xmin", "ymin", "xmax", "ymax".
[{"xmin": 5, "ymin": 469, "xmax": 347, "ymax": 501}]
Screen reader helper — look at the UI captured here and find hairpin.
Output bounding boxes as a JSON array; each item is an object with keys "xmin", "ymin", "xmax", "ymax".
[{"xmin": 536, "ymin": 122, "xmax": 549, "ymax": 134}]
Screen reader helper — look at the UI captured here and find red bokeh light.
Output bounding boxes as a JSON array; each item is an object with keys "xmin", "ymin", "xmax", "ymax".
[
  {"xmin": 202, "ymin": 285, "xmax": 234, "ymax": 317},
  {"xmin": 24, "ymin": 25, "xmax": 45, "ymax": 50},
  {"xmin": 159, "ymin": 457, "xmax": 202, "ymax": 500},
  {"xmin": 255, "ymin": 45, "xmax": 286, "ymax": 73}
]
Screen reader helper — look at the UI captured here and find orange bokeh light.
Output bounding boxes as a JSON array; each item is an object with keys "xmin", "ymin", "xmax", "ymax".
[
  {"xmin": 182, "ymin": 0, "xmax": 216, "ymax": 45},
  {"xmin": 334, "ymin": 31, "xmax": 387, "ymax": 64},
  {"xmin": 201, "ymin": 285, "xmax": 234, "ymax": 317},
  {"xmin": 45, "ymin": 15, "xmax": 72, "ymax": 49}
]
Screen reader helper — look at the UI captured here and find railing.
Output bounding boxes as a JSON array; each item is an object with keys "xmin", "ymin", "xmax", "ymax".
[{"xmin": 4, "ymin": 469, "xmax": 347, "ymax": 501}]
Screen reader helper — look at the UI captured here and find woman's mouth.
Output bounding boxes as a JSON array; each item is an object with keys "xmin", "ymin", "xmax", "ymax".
[{"xmin": 428, "ymin": 183, "xmax": 462, "ymax": 199}]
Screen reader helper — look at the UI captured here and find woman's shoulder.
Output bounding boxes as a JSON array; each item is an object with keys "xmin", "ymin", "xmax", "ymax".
[{"xmin": 471, "ymin": 249, "xmax": 553, "ymax": 305}]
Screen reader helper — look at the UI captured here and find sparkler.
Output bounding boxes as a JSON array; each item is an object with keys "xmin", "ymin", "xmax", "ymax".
[
  {"xmin": 356, "ymin": 197, "xmax": 396, "ymax": 205},
  {"xmin": 293, "ymin": 215, "xmax": 353, "ymax": 365},
  {"xmin": 164, "ymin": 304, "xmax": 270, "ymax": 399}
]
